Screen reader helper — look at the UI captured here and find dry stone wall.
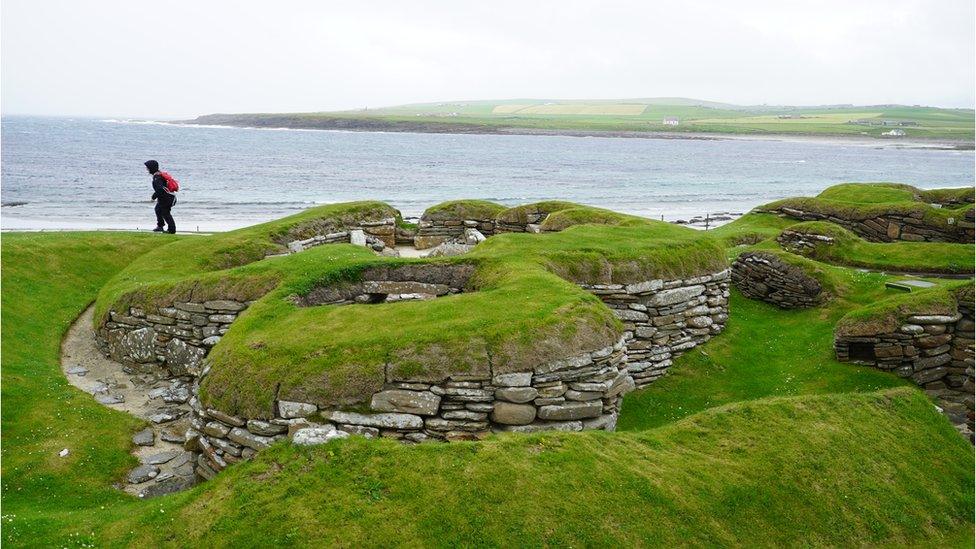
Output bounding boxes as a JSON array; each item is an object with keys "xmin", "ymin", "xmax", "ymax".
[
  {"xmin": 415, "ymin": 217, "xmax": 496, "ymax": 249},
  {"xmin": 731, "ymin": 252, "xmax": 825, "ymax": 308},
  {"xmin": 834, "ymin": 300, "xmax": 975, "ymax": 439},
  {"xmin": 581, "ymin": 269, "xmax": 730, "ymax": 388},
  {"xmin": 760, "ymin": 206, "xmax": 974, "ymax": 243},
  {"xmin": 271, "ymin": 218, "xmax": 398, "ymax": 257},
  {"xmin": 98, "ymin": 300, "xmax": 249, "ymax": 377}
]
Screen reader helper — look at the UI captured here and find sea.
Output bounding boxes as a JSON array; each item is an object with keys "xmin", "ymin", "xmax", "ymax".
[{"xmin": 1, "ymin": 116, "xmax": 973, "ymax": 231}]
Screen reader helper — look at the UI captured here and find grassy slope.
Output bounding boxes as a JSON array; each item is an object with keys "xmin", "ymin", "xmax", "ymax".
[
  {"xmin": 193, "ymin": 100, "xmax": 976, "ymax": 141},
  {"xmin": 2, "ymin": 231, "xmax": 974, "ymax": 546}
]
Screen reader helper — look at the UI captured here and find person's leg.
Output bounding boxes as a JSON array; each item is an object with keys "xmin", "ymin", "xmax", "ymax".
[
  {"xmin": 162, "ymin": 202, "xmax": 176, "ymax": 233},
  {"xmin": 154, "ymin": 201, "xmax": 165, "ymax": 231}
]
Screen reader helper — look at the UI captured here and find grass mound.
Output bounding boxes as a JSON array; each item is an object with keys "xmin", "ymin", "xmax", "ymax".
[
  {"xmin": 3, "ymin": 230, "xmax": 973, "ymax": 546},
  {"xmin": 760, "ymin": 182, "xmax": 974, "ymax": 228},
  {"xmin": 94, "ymin": 201, "xmax": 727, "ymax": 417},
  {"xmin": 782, "ymin": 221, "xmax": 975, "ymax": 274},
  {"xmin": 494, "ymin": 200, "xmax": 579, "ymax": 225},
  {"xmin": 836, "ymin": 281, "xmax": 972, "ymax": 337},
  {"xmin": 421, "ymin": 199, "xmax": 507, "ymax": 221}
]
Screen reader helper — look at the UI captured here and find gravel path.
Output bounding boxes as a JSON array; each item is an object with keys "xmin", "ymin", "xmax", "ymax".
[{"xmin": 61, "ymin": 306, "xmax": 199, "ymax": 497}]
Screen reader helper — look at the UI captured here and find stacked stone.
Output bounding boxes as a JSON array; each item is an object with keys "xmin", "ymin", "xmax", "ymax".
[
  {"xmin": 187, "ymin": 341, "xmax": 636, "ymax": 473},
  {"xmin": 99, "ymin": 300, "xmax": 248, "ymax": 377},
  {"xmin": 731, "ymin": 252, "xmax": 825, "ymax": 308},
  {"xmin": 294, "ymin": 264, "xmax": 474, "ymax": 307},
  {"xmin": 494, "ymin": 211, "xmax": 549, "ymax": 233},
  {"xmin": 415, "ymin": 218, "xmax": 496, "ymax": 249},
  {"xmin": 776, "ymin": 230, "xmax": 835, "ymax": 253},
  {"xmin": 761, "ymin": 206, "xmax": 973, "ymax": 243},
  {"xmin": 580, "ymin": 269, "xmax": 730, "ymax": 388},
  {"xmin": 279, "ymin": 218, "xmax": 398, "ymax": 256},
  {"xmin": 835, "ymin": 307, "xmax": 975, "ymax": 439}
]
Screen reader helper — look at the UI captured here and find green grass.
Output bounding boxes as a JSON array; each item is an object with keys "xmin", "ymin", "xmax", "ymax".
[
  {"xmin": 191, "ymin": 99, "xmax": 976, "ymax": 142},
  {"xmin": 781, "ymin": 221, "xmax": 975, "ymax": 274},
  {"xmin": 94, "ymin": 201, "xmax": 727, "ymax": 417},
  {"xmin": 421, "ymin": 199, "xmax": 507, "ymax": 221},
  {"xmin": 2, "ymin": 228, "xmax": 973, "ymax": 546}
]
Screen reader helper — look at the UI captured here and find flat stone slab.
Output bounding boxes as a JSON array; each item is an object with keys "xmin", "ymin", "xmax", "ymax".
[
  {"xmin": 132, "ymin": 428, "xmax": 155, "ymax": 446},
  {"xmin": 127, "ymin": 464, "xmax": 160, "ymax": 484},
  {"xmin": 145, "ymin": 450, "xmax": 181, "ymax": 465}
]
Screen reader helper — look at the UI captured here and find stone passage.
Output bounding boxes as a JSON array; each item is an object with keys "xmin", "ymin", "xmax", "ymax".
[
  {"xmin": 834, "ymin": 299, "xmax": 975, "ymax": 439},
  {"xmin": 581, "ymin": 269, "xmax": 730, "ymax": 388},
  {"xmin": 731, "ymin": 252, "xmax": 825, "ymax": 308},
  {"xmin": 759, "ymin": 205, "xmax": 974, "ymax": 243}
]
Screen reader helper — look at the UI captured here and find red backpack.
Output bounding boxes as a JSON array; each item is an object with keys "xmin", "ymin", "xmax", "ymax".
[{"xmin": 159, "ymin": 171, "xmax": 180, "ymax": 192}]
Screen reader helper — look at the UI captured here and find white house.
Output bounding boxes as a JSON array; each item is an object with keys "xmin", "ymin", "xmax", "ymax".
[
  {"xmin": 663, "ymin": 117, "xmax": 680, "ymax": 126},
  {"xmin": 882, "ymin": 129, "xmax": 906, "ymax": 137}
]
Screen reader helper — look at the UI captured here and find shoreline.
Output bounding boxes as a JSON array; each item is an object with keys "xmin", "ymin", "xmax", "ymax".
[{"xmin": 176, "ymin": 117, "xmax": 975, "ymax": 150}]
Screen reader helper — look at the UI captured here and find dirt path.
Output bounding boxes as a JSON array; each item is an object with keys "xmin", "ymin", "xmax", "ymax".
[{"xmin": 61, "ymin": 306, "xmax": 198, "ymax": 497}]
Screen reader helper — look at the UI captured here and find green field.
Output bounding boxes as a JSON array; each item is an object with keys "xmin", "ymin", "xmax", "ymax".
[
  {"xmin": 2, "ymin": 188, "xmax": 974, "ymax": 546},
  {"xmin": 191, "ymin": 98, "xmax": 976, "ymax": 142}
]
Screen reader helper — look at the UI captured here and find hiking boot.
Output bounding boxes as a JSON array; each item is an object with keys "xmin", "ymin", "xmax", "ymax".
[{"xmin": 152, "ymin": 227, "xmax": 165, "ymax": 232}]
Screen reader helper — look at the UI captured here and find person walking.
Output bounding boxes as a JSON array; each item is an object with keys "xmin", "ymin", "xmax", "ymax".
[{"xmin": 145, "ymin": 159, "xmax": 178, "ymax": 233}]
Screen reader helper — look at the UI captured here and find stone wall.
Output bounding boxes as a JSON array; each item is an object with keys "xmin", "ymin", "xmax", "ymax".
[
  {"xmin": 273, "ymin": 218, "xmax": 398, "ymax": 257},
  {"xmin": 581, "ymin": 269, "xmax": 730, "ymax": 388},
  {"xmin": 415, "ymin": 218, "xmax": 496, "ymax": 249},
  {"xmin": 731, "ymin": 252, "xmax": 825, "ymax": 308},
  {"xmin": 188, "ymin": 340, "xmax": 637, "ymax": 478},
  {"xmin": 834, "ymin": 302, "xmax": 975, "ymax": 439},
  {"xmin": 98, "ymin": 300, "xmax": 249, "ymax": 377},
  {"xmin": 760, "ymin": 206, "xmax": 974, "ymax": 243},
  {"xmin": 776, "ymin": 229, "xmax": 834, "ymax": 254}
]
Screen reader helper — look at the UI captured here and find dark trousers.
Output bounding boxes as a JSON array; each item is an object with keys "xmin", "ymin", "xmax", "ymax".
[{"xmin": 155, "ymin": 197, "xmax": 176, "ymax": 233}]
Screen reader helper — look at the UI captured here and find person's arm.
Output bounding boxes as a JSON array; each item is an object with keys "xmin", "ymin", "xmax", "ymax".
[{"xmin": 151, "ymin": 175, "xmax": 167, "ymax": 200}]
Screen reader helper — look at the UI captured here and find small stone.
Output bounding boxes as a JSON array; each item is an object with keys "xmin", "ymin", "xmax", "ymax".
[
  {"xmin": 202, "ymin": 336, "xmax": 222, "ymax": 347},
  {"xmin": 203, "ymin": 300, "xmax": 246, "ymax": 312},
  {"xmin": 145, "ymin": 451, "xmax": 181, "ymax": 465},
  {"xmin": 127, "ymin": 464, "xmax": 160, "ymax": 484},
  {"xmin": 292, "ymin": 426, "xmax": 350, "ymax": 446},
  {"xmin": 370, "ymin": 390, "xmax": 441, "ymax": 416},
  {"xmin": 96, "ymin": 393, "xmax": 125, "ymax": 405},
  {"xmin": 58, "ymin": 448, "xmax": 69, "ymax": 457},
  {"xmin": 492, "ymin": 372, "xmax": 532, "ymax": 387},
  {"xmin": 227, "ymin": 427, "xmax": 275, "ymax": 450},
  {"xmin": 149, "ymin": 409, "xmax": 182, "ymax": 424},
  {"xmin": 537, "ymin": 401, "xmax": 603, "ymax": 421},
  {"xmin": 495, "ymin": 387, "xmax": 538, "ymax": 404},
  {"xmin": 277, "ymin": 400, "xmax": 318, "ymax": 419},
  {"xmin": 489, "ymin": 402, "xmax": 537, "ymax": 425},
  {"xmin": 132, "ymin": 428, "xmax": 155, "ymax": 446},
  {"xmin": 160, "ymin": 430, "xmax": 185, "ymax": 443},
  {"xmin": 323, "ymin": 411, "xmax": 423, "ymax": 430},
  {"xmin": 246, "ymin": 419, "xmax": 287, "ymax": 436},
  {"xmin": 66, "ymin": 366, "xmax": 89, "ymax": 376}
]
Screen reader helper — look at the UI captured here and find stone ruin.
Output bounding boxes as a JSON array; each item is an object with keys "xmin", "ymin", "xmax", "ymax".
[
  {"xmin": 731, "ymin": 251, "xmax": 826, "ymax": 308},
  {"xmin": 834, "ymin": 295, "xmax": 975, "ymax": 440}
]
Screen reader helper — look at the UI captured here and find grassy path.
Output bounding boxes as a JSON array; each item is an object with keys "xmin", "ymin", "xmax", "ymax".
[{"xmin": 1, "ymin": 232, "xmax": 973, "ymax": 546}]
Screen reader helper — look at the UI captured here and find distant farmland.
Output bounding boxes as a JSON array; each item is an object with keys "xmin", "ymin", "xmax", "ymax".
[{"xmin": 188, "ymin": 98, "xmax": 975, "ymax": 144}]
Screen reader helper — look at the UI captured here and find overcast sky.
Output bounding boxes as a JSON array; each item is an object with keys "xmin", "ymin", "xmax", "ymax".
[{"xmin": 2, "ymin": 0, "xmax": 973, "ymax": 118}]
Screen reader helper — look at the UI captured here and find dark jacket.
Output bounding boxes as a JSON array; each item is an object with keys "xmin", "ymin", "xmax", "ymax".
[{"xmin": 151, "ymin": 173, "xmax": 175, "ymax": 205}]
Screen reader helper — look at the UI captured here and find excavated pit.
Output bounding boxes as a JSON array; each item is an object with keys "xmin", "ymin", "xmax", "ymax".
[{"xmin": 294, "ymin": 263, "xmax": 476, "ymax": 307}]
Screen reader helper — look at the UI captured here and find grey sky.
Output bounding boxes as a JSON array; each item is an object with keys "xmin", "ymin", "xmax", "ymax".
[{"xmin": 2, "ymin": 0, "xmax": 973, "ymax": 118}]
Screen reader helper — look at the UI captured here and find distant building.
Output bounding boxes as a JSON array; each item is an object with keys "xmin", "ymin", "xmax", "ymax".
[
  {"xmin": 882, "ymin": 129, "xmax": 906, "ymax": 137},
  {"xmin": 663, "ymin": 117, "xmax": 680, "ymax": 126}
]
